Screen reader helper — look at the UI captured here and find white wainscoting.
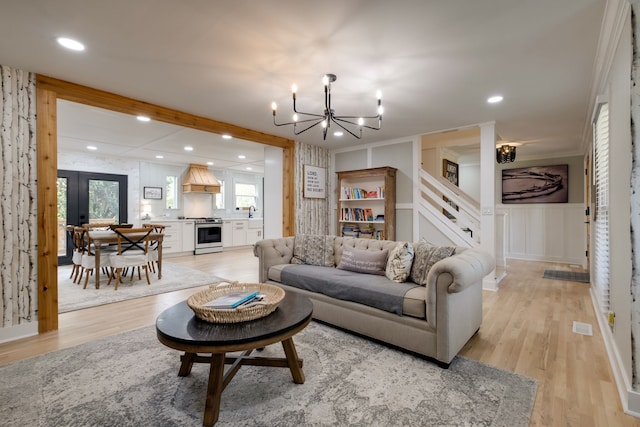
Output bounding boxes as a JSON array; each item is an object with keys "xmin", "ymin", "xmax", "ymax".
[{"xmin": 498, "ymin": 203, "xmax": 586, "ymax": 266}]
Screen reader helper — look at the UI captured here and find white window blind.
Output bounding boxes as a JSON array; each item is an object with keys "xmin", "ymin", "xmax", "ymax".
[{"xmin": 593, "ymin": 102, "xmax": 610, "ymax": 313}]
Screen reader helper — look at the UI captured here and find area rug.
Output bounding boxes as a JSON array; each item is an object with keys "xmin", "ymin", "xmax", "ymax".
[
  {"xmin": 58, "ymin": 263, "xmax": 226, "ymax": 313},
  {"xmin": 0, "ymin": 322, "xmax": 537, "ymax": 427},
  {"xmin": 543, "ymin": 269, "xmax": 590, "ymax": 283}
]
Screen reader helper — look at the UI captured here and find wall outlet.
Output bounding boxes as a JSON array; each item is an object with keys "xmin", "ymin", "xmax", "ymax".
[{"xmin": 608, "ymin": 311, "xmax": 615, "ymax": 328}]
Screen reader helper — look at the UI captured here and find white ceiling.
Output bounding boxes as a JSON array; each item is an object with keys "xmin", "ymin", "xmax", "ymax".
[{"xmin": 0, "ymin": 0, "xmax": 606, "ymax": 163}]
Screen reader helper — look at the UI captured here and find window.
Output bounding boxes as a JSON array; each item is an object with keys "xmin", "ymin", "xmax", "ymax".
[
  {"xmin": 235, "ymin": 182, "xmax": 257, "ymax": 208},
  {"xmin": 166, "ymin": 175, "xmax": 178, "ymax": 209},
  {"xmin": 593, "ymin": 102, "xmax": 609, "ymax": 313},
  {"xmin": 215, "ymin": 180, "xmax": 225, "ymax": 209}
]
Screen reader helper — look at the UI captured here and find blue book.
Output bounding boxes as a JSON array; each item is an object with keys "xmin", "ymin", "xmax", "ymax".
[{"xmin": 204, "ymin": 291, "xmax": 260, "ymax": 309}]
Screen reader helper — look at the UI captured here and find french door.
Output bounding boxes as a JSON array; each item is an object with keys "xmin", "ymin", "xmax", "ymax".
[{"xmin": 57, "ymin": 170, "xmax": 128, "ymax": 264}]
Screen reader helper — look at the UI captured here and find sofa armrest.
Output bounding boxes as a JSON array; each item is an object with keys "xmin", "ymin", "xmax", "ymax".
[
  {"xmin": 424, "ymin": 247, "xmax": 495, "ymax": 363},
  {"xmin": 253, "ymin": 237, "xmax": 295, "ymax": 282},
  {"xmin": 429, "ymin": 247, "xmax": 496, "ymax": 294}
]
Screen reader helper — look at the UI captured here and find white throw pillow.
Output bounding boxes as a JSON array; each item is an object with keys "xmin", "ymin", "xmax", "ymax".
[{"xmin": 385, "ymin": 242, "xmax": 414, "ymax": 282}]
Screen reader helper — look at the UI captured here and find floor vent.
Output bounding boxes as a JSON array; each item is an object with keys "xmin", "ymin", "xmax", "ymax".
[{"xmin": 572, "ymin": 321, "xmax": 593, "ymax": 336}]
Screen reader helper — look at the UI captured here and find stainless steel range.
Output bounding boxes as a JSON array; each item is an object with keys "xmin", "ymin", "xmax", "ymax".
[{"xmin": 190, "ymin": 217, "xmax": 223, "ymax": 254}]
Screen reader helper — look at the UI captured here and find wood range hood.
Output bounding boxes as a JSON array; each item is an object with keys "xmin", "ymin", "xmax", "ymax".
[{"xmin": 182, "ymin": 163, "xmax": 221, "ymax": 194}]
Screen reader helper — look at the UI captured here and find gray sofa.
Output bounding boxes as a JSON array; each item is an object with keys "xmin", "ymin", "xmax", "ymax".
[{"xmin": 253, "ymin": 235, "xmax": 495, "ymax": 367}]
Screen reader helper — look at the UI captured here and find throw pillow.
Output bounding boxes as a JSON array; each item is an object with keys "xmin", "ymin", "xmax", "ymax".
[
  {"xmin": 337, "ymin": 246, "xmax": 389, "ymax": 276},
  {"xmin": 409, "ymin": 240, "xmax": 455, "ymax": 285},
  {"xmin": 291, "ymin": 235, "xmax": 335, "ymax": 267},
  {"xmin": 385, "ymin": 242, "xmax": 414, "ymax": 282}
]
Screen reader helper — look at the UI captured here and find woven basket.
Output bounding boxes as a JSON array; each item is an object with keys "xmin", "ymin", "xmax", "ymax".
[{"xmin": 187, "ymin": 282, "xmax": 285, "ymax": 323}]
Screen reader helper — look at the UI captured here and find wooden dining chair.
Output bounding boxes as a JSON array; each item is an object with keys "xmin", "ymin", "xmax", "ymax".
[
  {"xmin": 78, "ymin": 227, "xmax": 115, "ymax": 289},
  {"xmin": 67, "ymin": 225, "xmax": 85, "ymax": 284},
  {"xmin": 142, "ymin": 224, "xmax": 166, "ymax": 274},
  {"xmin": 107, "ymin": 227, "xmax": 153, "ymax": 290}
]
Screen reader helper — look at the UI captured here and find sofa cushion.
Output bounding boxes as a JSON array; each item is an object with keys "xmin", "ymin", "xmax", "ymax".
[
  {"xmin": 410, "ymin": 240, "xmax": 456, "ymax": 285},
  {"xmin": 336, "ymin": 246, "xmax": 388, "ymax": 275},
  {"xmin": 275, "ymin": 264, "xmax": 421, "ymax": 316},
  {"xmin": 385, "ymin": 242, "xmax": 414, "ymax": 282},
  {"xmin": 291, "ymin": 234, "xmax": 335, "ymax": 267}
]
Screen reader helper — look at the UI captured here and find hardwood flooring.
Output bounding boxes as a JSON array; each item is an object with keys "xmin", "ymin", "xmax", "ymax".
[{"xmin": 0, "ymin": 249, "xmax": 637, "ymax": 426}]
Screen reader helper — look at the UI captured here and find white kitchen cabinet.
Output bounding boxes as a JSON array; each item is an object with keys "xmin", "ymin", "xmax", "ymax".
[
  {"xmin": 155, "ymin": 222, "xmax": 182, "ymax": 254},
  {"xmin": 182, "ymin": 221, "xmax": 195, "ymax": 252},
  {"xmin": 222, "ymin": 220, "xmax": 233, "ymax": 247},
  {"xmin": 232, "ymin": 220, "xmax": 247, "ymax": 246},
  {"xmin": 246, "ymin": 228, "xmax": 262, "ymax": 245}
]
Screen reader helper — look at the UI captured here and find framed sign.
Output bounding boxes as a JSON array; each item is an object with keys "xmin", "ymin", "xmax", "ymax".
[
  {"xmin": 303, "ymin": 165, "xmax": 326, "ymax": 199},
  {"xmin": 143, "ymin": 186, "xmax": 163, "ymax": 200}
]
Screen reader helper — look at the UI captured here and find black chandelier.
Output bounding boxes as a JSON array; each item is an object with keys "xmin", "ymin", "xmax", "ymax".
[
  {"xmin": 496, "ymin": 144, "xmax": 517, "ymax": 163},
  {"xmin": 271, "ymin": 73, "xmax": 383, "ymax": 140}
]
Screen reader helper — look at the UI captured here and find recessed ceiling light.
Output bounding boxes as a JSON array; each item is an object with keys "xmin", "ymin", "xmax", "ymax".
[
  {"xmin": 334, "ymin": 131, "xmax": 344, "ymax": 137},
  {"xmin": 246, "ymin": 167, "xmax": 252, "ymax": 170},
  {"xmin": 222, "ymin": 134, "xmax": 232, "ymax": 140},
  {"xmin": 238, "ymin": 155, "xmax": 246, "ymax": 159},
  {"xmin": 487, "ymin": 95, "xmax": 503, "ymax": 104},
  {"xmin": 137, "ymin": 115, "xmax": 151, "ymax": 122},
  {"xmin": 207, "ymin": 161, "xmax": 213, "ymax": 165},
  {"xmin": 86, "ymin": 145, "xmax": 97, "ymax": 150},
  {"xmin": 156, "ymin": 155, "xmax": 164, "ymax": 159},
  {"xmin": 57, "ymin": 37, "xmax": 85, "ymax": 51},
  {"xmin": 184, "ymin": 146, "xmax": 194, "ymax": 151}
]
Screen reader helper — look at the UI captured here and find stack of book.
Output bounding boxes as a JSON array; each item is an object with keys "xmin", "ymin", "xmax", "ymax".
[
  {"xmin": 341, "ymin": 224, "xmax": 360, "ymax": 237},
  {"xmin": 203, "ymin": 291, "xmax": 265, "ymax": 309}
]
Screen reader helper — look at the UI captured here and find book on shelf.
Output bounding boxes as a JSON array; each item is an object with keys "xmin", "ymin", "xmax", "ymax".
[
  {"xmin": 204, "ymin": 291, "xmax": 260, "ymax": 309},
  {"xmin": 341, "ymin": 186, "xmax": 386, "ymax": 200},
  {"xmin": 364, "ymin": 208, "xmax": 374, "ymax": 221},
  {"xmin": 341, "ymin": 224, "xmax": 360, "ymax": 237}
]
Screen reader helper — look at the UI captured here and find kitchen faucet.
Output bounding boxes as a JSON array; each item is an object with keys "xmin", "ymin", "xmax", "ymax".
[{"xmin": 248, "ymin": 205, "xmax": 256, "ymax": 218}]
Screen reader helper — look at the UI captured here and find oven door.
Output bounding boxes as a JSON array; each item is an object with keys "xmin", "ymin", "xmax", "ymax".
[{"xmin": 195, "ymin": 223, "xmax": 222, "ymax": 254}]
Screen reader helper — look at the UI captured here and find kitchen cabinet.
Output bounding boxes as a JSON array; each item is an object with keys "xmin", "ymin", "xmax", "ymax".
[
  {"xmin": 182, "ymin": 221, "xmax": 195, "ymax": 252},
  {"xmin": 222, "ymin": 220, "xmax": 233, "ymax": 247},
  {"xmin": 246, "ymin": 228, "xmax": 262, "ymax": 245},
  {"xmin": 155, "ymin": 221, "xmax": 182, "ymax": 253},
  {"xmin": 232, "ymin": 220, "xmax": 247, "ymax": 246}
]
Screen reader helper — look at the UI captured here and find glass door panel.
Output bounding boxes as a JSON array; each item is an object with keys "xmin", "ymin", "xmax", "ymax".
[{"xmin": 88, "ymin": 179, "xmax": 121, "ymax": 224}]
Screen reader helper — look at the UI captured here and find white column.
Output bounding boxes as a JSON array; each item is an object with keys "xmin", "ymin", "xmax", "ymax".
[{"xmin": 479, "ymin": 122, "xmax": 497, "ymax": 291}]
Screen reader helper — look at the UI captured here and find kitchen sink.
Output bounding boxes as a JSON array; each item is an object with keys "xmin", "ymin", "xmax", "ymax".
[{"xmin": 248, "ymin": 218, "xmax": 263, "ymax": 229}]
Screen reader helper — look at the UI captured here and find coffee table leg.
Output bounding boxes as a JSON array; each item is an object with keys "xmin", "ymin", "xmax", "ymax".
[
  {"xmin": 203, "ymin": 353, "xmax": 225, "ymax": 427},
  {"xmin": 281, "ymin": 337, "xmax": 305, "ymax": 384},
  {"xmin": 178, "ymin": 352, "xmax": 196, "ymax": 377}
]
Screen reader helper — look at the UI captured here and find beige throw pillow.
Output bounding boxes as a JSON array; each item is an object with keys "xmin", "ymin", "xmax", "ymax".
[
  {"xmin": 410, "ymin": 240, "xmax": 455, "ymax": 285},
  {"xmin": 385, "ymin": 241, "xmax": 414, "ymax": 282},
  {"xmin": 291, "ymin": 235, "xmax": 335, "ymax": 267},
  {"xmin": 336, "ymin": 246, "xmax": 389, "ymax": 275}
]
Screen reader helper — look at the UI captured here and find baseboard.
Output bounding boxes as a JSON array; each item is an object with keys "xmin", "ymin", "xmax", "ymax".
[
  {"xmin": 589, "ymin": 288, "xmax": 640, "ymax": 418},
  {"xmin": 482, "ymin": 275, "xmax": 498, "ymax": 292},
  {"xmin": 0, "ymin": 321, "xmax": 38, "ymax": 344}
]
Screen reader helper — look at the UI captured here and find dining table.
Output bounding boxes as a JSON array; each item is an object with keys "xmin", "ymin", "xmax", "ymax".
[{"xmin": 85, "ymin": 230, "xmax": 164, "ymax": 289}]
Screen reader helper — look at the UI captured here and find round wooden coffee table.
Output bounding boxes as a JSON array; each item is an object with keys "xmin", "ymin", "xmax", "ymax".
[{"xmin": 156, "ymin": 292, "xmax": 313, "ymax": 427}]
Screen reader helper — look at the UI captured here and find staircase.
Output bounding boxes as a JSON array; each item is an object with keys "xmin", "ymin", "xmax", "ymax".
[{"xmin": 417, "ymin": 168, "xmax": 480, "ymax": 248}]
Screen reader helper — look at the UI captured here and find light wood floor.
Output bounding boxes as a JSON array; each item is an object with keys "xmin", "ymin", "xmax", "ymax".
[{"xmin": 0, "ymin": 249, "xmax": 637, "ymax": 426}]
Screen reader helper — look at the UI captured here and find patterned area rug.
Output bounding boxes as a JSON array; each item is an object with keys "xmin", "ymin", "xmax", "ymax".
[
  {"xmin": 0, "ymin": 322, "xmax": 537, "ymax": 426},
  {"xmin": 58, "ymin": 263, "xmax": 226, "ymax": 313},
  {"xmin": 543, "ymin": 269, "xmax": 590, "ymax": 283}
]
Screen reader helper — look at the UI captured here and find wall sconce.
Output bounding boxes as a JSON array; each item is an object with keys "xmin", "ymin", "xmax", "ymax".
[{"xmin": 496, "ymin": 144, "xmax": 517, "ymax": 164}]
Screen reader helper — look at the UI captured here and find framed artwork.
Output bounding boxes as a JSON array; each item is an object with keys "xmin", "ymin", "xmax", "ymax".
[
  {"xmin": 443, "ymin": 159, "xmax": 459, "ymax": 186},
  {"xmin": 303, "ymin": 165, "xmax": 326, "ymax": 199},
  {"xmin": 143, "ymin": 186, "xmax": 163, "ymax": 200},
  {"xmin": 442, "ymin": 159, "xmax": 459, "ymax": 219},
  {"xmin": 502, "ymin": 164, "xmax": 568, "ymax": 204}
]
